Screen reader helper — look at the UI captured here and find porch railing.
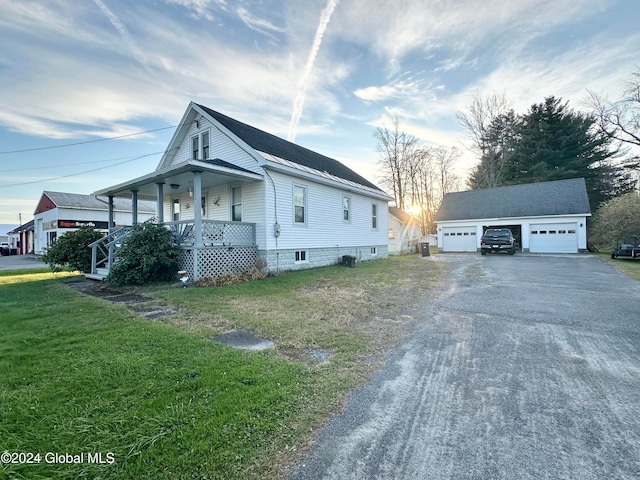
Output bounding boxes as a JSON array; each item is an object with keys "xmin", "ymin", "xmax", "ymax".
[
  {"xmin": 89, "ymin": 226, "xmax": 134, "ymax": 274},
  {"xmin": 166, "ymin": 220, "xmax": 256, "ymax": 247}
]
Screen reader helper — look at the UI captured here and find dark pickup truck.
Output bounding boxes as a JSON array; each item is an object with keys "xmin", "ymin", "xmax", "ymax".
[{"xmin": 480, "ymin": 228, "xmax": 516, "ymax": 255}]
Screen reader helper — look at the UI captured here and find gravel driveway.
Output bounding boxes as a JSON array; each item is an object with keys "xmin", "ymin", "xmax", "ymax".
[{"xmin": 289, "ymin": 254, "xmax": 640, "ymax": 480}]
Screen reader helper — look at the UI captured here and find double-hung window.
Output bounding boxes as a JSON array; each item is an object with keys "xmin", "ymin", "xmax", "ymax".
[
  {"xmin": 371, "ymin": 203, "xmax": 378, "ymax": 230},
  {"xmin": 231, "ymin": 186, "xmax": 242, "ymax": 221},
  {"xmin": 202, "ymin": 131, "xmax": 209, "ymax": 159},
  {"xmin": 294, "ymin": 185, "xmax": 306, "ymax": 224},
  {"xmin": 192, "ymin": 131, "xmax": 210, "ymax": 160},
  {"xmin": 192, "ymin": 136, "xmax": 199, "ymax": 159},
  {"xmin": 343, "ymin": 195, "xmax": 351, "ymax": 222}
]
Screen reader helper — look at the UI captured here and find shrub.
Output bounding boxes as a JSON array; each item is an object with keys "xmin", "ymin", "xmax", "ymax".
[
  {"xmin": 107, "ymin": 222, "xmax": 181, "ymax": 286},
  {"xmin": 591, "ymin": 191, "xmax": 640, "ymax": 249},
  {"xmin": 42, "ymin": 227, "xmax": 104, "ymax": 273}
]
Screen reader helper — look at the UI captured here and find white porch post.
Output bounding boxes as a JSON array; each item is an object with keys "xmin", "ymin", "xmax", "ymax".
[
  {"xmin": 108, "ymin": 196, "xmax": 114, "ymax": 233},
  {"xmin": 156, "ymin": 182, "xmax": 164, "ymax": 223},
  {"xmin": 131, "ymin": 189, "xmax": 139, "ymax": 225},
  {"xmin": 193, "ymin": 171, "xmax": 203, "ymax": 247},
  {"xmin": 193, "ymin": 171, "xmax": 203, "ymax": 281}
]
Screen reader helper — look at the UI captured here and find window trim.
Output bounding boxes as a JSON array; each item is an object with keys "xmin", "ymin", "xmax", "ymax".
[
  {"xmin": 294, "ymin": 250, "xmax": 308, "ymax": 264},
  {"xmin": 172, "ymin": 197, "xmax": 181, "ymax": 222},
  {"xmin": 191, "ymin": 136, "xmax": 199, "ymax": 160},
  {"xmin": 230, "ymin": 185, "xmax": 242, "ymax": 222},
  {"xmin": 201, "ymin": 131, "xmax": 210, "ymax": 160},
  {"xmin": 371, "ymin": 203, "xmax": 378, "ymax": 230},
  {"xmin": 342, "ymin": 195, "xmax": 351, "ymax": 223},
  {"xmin": 293, "ymin": 184, "xmax": 307, "ymax": 225}
]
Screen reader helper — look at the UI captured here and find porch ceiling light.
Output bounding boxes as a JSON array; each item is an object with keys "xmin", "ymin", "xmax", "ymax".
[{"xmin": 170, "ymin": 183, "xmax": 180, "ymax": 190}]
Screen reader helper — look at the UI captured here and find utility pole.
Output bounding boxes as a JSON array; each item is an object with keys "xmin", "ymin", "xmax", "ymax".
[{"xmin": 18, "ymin": 213, "xmax": 22, "ymax": 225}]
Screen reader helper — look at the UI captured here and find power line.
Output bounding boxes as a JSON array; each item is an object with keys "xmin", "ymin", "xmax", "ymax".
[
  {"xmin": 0, "ymin": 152, "xmax": 162, "ymax": 188},
  {"xmin": 0, "ymin": 126, "xmax": 177, "ymax": 154},
  {"xmin": 2, "ymin": 153, "xmax": 158, "ymax": 172}
]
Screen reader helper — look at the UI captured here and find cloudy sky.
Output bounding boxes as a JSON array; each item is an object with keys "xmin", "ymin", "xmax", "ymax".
[{"xmin": 1, "ymin": 0, "xmax": 639, "ymax": 227}]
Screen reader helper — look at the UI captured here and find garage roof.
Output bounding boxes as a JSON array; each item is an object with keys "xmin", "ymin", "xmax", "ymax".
[{"xmin": 435, "ymin": 178, "xmax": 591, "ymax": 221}]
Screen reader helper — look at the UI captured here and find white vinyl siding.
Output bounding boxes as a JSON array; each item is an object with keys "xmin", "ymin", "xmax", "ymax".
[
  {"xmin": 168, "ymin": 116, "xmax": 262, "ymax": 174},
  {"xmin": 264, "ymin": 170, "xmax": 388, "ymax": 251}
]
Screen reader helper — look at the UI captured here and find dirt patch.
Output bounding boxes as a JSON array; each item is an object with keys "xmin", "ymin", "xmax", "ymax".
[
  {"xmin": 66, "ymin": 280, "xmax": 179, "ymax": 320},
  {"xmin": 211, "ymin": 329, "xmax": 276, "ymax": 351}
]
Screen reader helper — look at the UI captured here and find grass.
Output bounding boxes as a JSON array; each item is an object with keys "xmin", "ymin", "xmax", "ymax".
[
  {"xmin": 0, "ymin": 255, "xmax": 445, "ymax": 479},
  {"xmin": 597, "ymin": 252, "xmax": 640, "ymax": 282}
]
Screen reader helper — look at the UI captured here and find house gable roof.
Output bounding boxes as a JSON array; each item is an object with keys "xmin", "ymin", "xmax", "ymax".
[
  {"xmin": 389, "ymin": 206, "xmax": 415, "ymax": 223},
  {"xmin": 435, "ymin": 178, "xmax": 591, "ymax": 222},
  {"xmin": 196, "ymin": 104, "xmax": 384, "ymax": 193}
]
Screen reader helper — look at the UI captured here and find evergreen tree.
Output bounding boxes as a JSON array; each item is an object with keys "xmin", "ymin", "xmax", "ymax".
[{"xmin": 500, "ymin": 96, "xmax": 631, "ymax": 208}]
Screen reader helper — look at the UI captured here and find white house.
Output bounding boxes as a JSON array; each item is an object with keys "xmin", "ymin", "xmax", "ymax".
[
  {"xmin": 435, "ymin": 178, "xmax": 591, "ymax": 253},
  {"xmin": 91, "ymin": 102, "xmax": 391, "ymax": 280},
  {"xmin": 387, "ymin": 207, "xmax": 422, "ymax": 255},
  {"xmin": 33, "ymin": 191, "xmax": 156, "ymax": 254}
]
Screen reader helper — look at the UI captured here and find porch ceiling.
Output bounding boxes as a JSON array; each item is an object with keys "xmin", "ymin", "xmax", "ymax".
[{"xmin": 93, "ymin": 159, "xmax": 263, "ymax": 200}]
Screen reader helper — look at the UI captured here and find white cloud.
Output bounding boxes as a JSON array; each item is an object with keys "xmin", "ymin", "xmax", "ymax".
[{"xmin": 237, "ymin": 7, "xmax": 284, "ymax": 35}]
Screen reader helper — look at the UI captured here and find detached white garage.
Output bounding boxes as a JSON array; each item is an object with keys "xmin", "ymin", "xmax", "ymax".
[{"xmin": 435, "ymin": 178, "xmax": 591, "ymax": 254}]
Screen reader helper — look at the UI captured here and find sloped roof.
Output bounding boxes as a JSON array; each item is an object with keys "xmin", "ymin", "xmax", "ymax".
[
  {"xmin": 389, "ymin": 206, "xmax": 415, "ymax": 223},
  {"xmin": 197, "ymin": 104, "xmax": 384, "ymax": 193},
  {"xmin": 7, "ymin": 219, "xmax": 34, "ymax": 234},
  {"xmin": 435, "ymin": 178, "xmax": 591, "ymax": 222},
  {"xmin": 41, "ymin": 191, "xmax": 156, "ymax": 213}
]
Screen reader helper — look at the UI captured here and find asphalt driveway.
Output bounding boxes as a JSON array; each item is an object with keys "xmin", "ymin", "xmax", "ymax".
[
  {"xmin": 0, "ymin": 254, "xmax": 46, "ymax": 271},
  {"xmin": 289, "ymin": 254, "xmax": 640, "ymax": 480}
]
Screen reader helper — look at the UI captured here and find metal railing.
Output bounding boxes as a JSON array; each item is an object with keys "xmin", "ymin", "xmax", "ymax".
[{"xmin": 89, "ymin": 226, "xmax": 134, "ymax": 274}]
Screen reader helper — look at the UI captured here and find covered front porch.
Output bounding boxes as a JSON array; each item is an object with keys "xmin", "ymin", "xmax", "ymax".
[{"xmin": 90, "ymin": 159, "xmax": 263, "ymax": 281}]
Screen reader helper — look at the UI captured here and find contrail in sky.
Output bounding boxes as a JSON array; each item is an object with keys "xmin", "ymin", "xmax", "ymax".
[
  {"xmin": 287, "ymin": 0, "xmax": 339, "ymax": 143},
  {"xmin": 93, "ymin": 0, "xmax": 151, "ymax": 71}
]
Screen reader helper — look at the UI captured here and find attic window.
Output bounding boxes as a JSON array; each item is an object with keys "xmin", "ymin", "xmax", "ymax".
[
  {"xmin": 192, "ymin": 136, "xmax": 199, "ymax": 159},
  {"xmin": 202, "ymin": 131, "xmax": 209, "ymax": 159}
]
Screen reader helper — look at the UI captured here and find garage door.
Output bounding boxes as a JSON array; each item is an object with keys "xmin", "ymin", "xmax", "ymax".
[
  {"xmin": 529, "ymin": 223, "xmax": 577, "ymax": 253},
  {"xmin": 442, "ymin": 227, "xmax": 477, "ymax": 252}
]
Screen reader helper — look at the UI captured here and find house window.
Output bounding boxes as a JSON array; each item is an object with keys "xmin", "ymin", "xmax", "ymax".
[
  {"xmin": 295, "ymin": 250, "xmax": 308, "ymax": 263},
  {"xmin": 172, "ymin": 198, "xmax": 180, "ymax": 221},
  {"xmin": 192, "ymin": 131, "xmax": 210, "ymax": 160},
  {"xmin": 231, "ymin": 186, "xmax": 242, "ymax": 221},
  {"xmin": 192, "ymin": 136, "xmax": 199, "ymax": 159},
  {"xmin": 371, "ymin": 247, "xmax": 377, "ymax": 256},
  {"xmin": 294, "ymin": 185, "xmax": 306, "ymax": 224},
  {"xmin": 202, "ymin": 131, "xmax": 209, "ymax": 159},
  {"xmin": 371, "ymin": 204, "xmax": 378, "ymax": 230},
  {"xmin": 343, "ymin": 195, "xmax": 351, "ymax": 222},
  {"xmin": 388, "ymin": 228, "xmax": 395, "ymax": 239}
]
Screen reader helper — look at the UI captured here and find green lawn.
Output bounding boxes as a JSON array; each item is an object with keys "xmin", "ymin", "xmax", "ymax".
[
  {"xmin": 598, "ymin": 252, "xmax": 640, "ymax": 282},
  {"xmin": 0, "ymin": 256, "xmax": 444, "ymax": 479}
]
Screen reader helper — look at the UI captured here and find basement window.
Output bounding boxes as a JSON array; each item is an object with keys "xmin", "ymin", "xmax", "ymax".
[{"xmin": 295, "ymin": 250, "xmax": 308, "ymax": 264}]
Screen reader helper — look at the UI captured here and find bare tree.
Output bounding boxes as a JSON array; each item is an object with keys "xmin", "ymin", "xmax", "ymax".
[
  {"xmin": 457, "ymin": 90, "xmax": 512, "ymax": 187},
  {"xmin": 374, "ymin": 117, "xmax": 419, "ymax": 210},
  {"xmin": 588, "ymin": 69, "xmax": 640, "ymax": 149},
  {"xmin": 407, "ymin": 146, "xmax": 461, "ymax": 235}
]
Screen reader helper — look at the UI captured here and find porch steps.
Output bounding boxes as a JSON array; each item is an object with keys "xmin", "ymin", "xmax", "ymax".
[{"xmin": 85, "ymin": 267, "xmax": 109, "ymax": 281}]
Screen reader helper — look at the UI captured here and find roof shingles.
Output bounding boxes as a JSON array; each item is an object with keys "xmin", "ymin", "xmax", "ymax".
[
  {"xmin": 435, "ymin": 178, "xmax": 591, "ymax": 221},
  {"xmin": 197, "ymin": 104, "xmax": 383, "ymax": 193}
]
